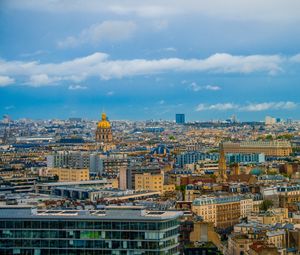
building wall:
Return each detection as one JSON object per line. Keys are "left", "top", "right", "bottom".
{"left": 47, "top": 168, "right": 89, "bottom": 182}
{"left": 227, "top": 236, "right": 253, "bottom": 255}
{"left": 240, "top": 198, "right": 254, "bottom": 218}
{"left": 95, "top": 127, "right": 113, "bottom": 143}
{"left": 192, "top": 203, "right": 217, "bottom": 225}
{"left": 216, "top": 201, "right": 240, "bottom": 229}
{"left": 0, "top": 207, "right": 182, "bottom": 254}
{"left": 163, "top": 184, "right": 176, "bottom": 192}
{"left": 223, "top": 141, "right": 292, "bottom": 157}
{"left": 266, "top": 231, "right": 286, "bottom": 249}
{"left": 192, "top": 196, "right": 242, "bottom": 228}
{"left": 135, "top": 173, "right": 164, "bottom": 192}
{"left": 47, "top": 151, "right": 103, "bottom": 175}
{"left": 119, "top": 167, "right": 127, "bottom": 190}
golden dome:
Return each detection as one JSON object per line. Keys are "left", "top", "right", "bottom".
{"left": 97, "top": 112, "right": 111, "bottom": 128}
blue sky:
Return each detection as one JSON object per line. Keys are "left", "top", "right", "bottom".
{"left": 1, "top": 0, "right": 300, "bottom": 121}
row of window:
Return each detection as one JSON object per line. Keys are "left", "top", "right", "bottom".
{"left": 0, "top": 220, "right": 179, "bottom": 231}
{"left": 0, "top": 248, "right": 178, "bottom": 255}
{"left": 0, "top": 238, "right": 177, "bottom": 250}
{"left": 0, "top": 228, "right": 178, "bottom": 240}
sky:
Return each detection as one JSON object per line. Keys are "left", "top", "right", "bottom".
{"left": 1, "top": 0, "right": 300, "bottom": 121}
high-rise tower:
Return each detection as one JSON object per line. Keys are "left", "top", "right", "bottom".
{"left": 175, "top": 114, "right": 185, "bottom": 124}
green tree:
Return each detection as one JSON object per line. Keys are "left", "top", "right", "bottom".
{"left": 259, "top": 199, "right": 273, "bottom": 211}
{"left": 169, "top": 135, "right": 175, "bottom": 140}
{"left": 265, "top": 134, "right": 273, "bottom": 140}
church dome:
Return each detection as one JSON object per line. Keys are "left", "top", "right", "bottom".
{"left": 250, "top": 168, "right": 263, "bottom": 176}
{"left": 97, "top": 113, "right": 111, "bottom": 129}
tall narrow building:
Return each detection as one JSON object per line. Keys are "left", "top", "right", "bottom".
{"left": 95, "top": 112, "right": 113, "bottom": 143}
{"left": 218, "top": 142, "right": 227, "bottom": 182}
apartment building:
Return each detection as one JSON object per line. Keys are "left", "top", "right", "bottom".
{"left": 192, "top": 195, "right": 241, "bottom": 228}
{"left": 47, "top": 168, "right": 89, "bottom": 182}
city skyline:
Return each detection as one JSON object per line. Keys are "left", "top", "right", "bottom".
{"left": 1, "top": 0, "right": 300, "bottom": 120}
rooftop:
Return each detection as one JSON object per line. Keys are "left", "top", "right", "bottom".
{"left": 0, "top": 205, "right": 183, "bottom": 221}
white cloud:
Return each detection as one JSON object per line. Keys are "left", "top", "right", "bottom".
{"left": 241, "top": 101, "right": 297, "bottom": 111}
{"left": 0, "top": 75, "right": 14, "bottom": 87}
{"left": 29, "top": 74, "right": 55, "bottom": 86}
{"left": 57, "top": 21, "right": 137, "bottom": 48}
{"left": 196, "top": 101, "right": 297, "bottom": 112}
{"left": 190, "top": 82, "right": 221, "bottom": 92}
{"left": 196, "top": 103, "right": 237, "bottom": 111}
{"left": 106, "top": 91, "right": 115, "bottom": 96}
{"left": 290, "top": 54, "right": 300, "bottom": 63}
{"left": 205, "top": 85, "right": 221, "bottom": 91}
{"left": 163, "top": 47, "right": 177, "bottom": 52}
{"left": 68, "top": 85, "right": 87, "bottom": 90}
{"left": 0, "top": 52, "right": 299, "bottom": 86}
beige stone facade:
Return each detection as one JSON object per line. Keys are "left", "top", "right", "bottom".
{"left": 223, "top": 141, "right": 292, "bottom": 157}
{"left": 47, "top": 168, "right": 89, "bottom": 182}
{"left": 135, "top": 173, "right": 163, "bottom": 191}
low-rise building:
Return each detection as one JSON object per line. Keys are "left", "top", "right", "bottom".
{"left": 135, "top": 172, "right": 164, "bottom": 191}
{"left": 192, "top": 195, "right": 241, "bottom": 228}
{"left": 47, "top": 168, "right": 89, "bottom": 182}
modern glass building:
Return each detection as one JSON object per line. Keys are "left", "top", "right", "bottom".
{"left": 176, "top": 152, "right": 265, "bottom": 168}
{"left": 0, "top": 205, "right": 182, "bottom": 255}
{"left": 175, "top": 114, "right": 185, "bottom": 124}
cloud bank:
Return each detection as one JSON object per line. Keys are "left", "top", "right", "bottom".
{"left": 196, "top": 102, "right": 297, "bottom": 112}
{"left": 1, "top": 52, "right": 299, "bottom": 87}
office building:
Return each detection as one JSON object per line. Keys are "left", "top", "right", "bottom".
{"left": 175, "top": 114, "right": 185, "bottom": 124}
{"left": 0, "top": 205, "right": 182, "bottom": 255}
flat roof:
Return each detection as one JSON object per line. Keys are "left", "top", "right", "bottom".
{"left": 36, "top": 179, "right": 109, "bottom": 187}
{"left": 0, "top": 205, "right": 183, "bottom": 221}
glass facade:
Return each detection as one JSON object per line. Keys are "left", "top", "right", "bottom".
{"left": 0, "top": 209, "right": 181, "bottom": 255}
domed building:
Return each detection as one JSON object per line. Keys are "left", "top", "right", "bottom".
{"left": 95, "top": 113, "right": 113, "bottom": 144}
{"left": 250, "top": 168, "right": 263, "bottom": 176}
{"left": 150, "top": 144, "right": 170, "bottom": 155}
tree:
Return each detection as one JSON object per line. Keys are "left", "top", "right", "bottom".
{"left": 169, "top": 135, "right": 175, "bottom": 140}
{"left": 265, "top": 134, "right": 273, "bottom": 140}
{"left": 259, "top": 199, "right": 273, "bottom": 211}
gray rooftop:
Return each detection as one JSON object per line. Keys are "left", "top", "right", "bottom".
{"left": 0, "top": 205, "right": 183, "bottom": 221}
